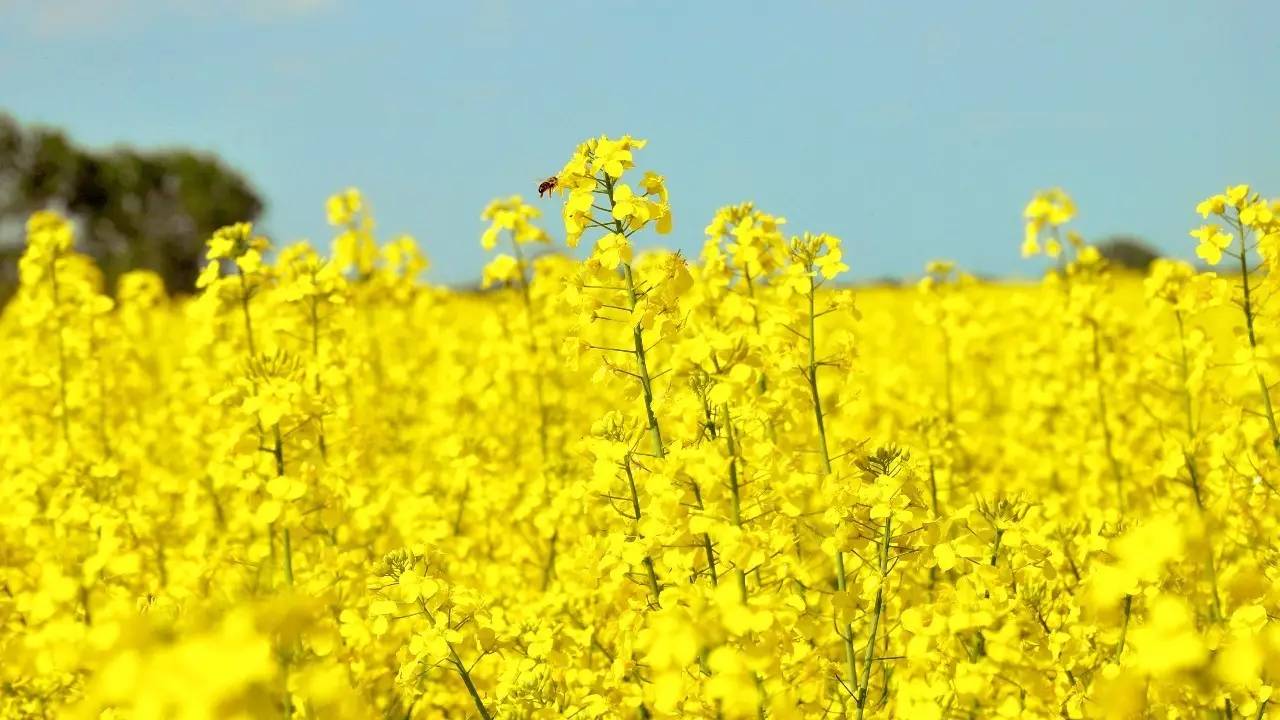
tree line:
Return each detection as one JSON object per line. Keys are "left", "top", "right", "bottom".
{"left": 0, "top": 112, "right": 263, "bottom": 302}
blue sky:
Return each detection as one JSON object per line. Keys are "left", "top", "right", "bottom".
{"left": 2, "top": 1, "right": 1278, "bottom": 284}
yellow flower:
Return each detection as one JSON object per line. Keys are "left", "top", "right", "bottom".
{"left": 611, "top": 183, "right": 652, "bottom": 227}
{"left": 815, "top": 244, "right": 849, "bottom": 280}
{"left": 1130, "top": 596, "right": 1207, "bottom": 677}
{"left": 26, "top": 210, "right": 74, "bottom": 255}
{"left": 326, "top": 187, "right": 363, "bottom": 226}
{"left": 641, "top": 170, "right": 669, "bottom": 204}
{"left": 594, "top": 233, "right": 632, "bottom": 270}
{"left": 481, "top": 253, "right": 520, "bottom": 288}
{"left": 1196, "top": 194, "right": 1227, "bottom": 217}
{"left": 1225, "top": 184, "right": 1250, "bottom": 208}
{"left": 1020, "top": 225, "right": 1041, "bottom": 258}
{"left": 594, "top": 135, "right": 645, "bottom": 178}
{"left": 1191, "top": 224, "right": 1233, "bottom": 265}
{"left": 9, "top": 148, "right": 1280, "bottom": 720}
{"left": 207, "top": 222, "right": 254, "bottom": 260}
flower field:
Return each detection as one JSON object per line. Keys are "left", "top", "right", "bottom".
{"left": 2, "top": 135, "right": 1279, "bottom": 719}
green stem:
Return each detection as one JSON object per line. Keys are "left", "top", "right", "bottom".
{"left": 453, "top": 481, "right": 469, "bottom": 536}
{"left": 624, "top": 260, "right": 665, "bottom": 458}
{"left": 720, "top": 406, "right": 766, "bottom": 719}
{"left": 854, "top": 518, "right": 892, "bottom": 720}
{"left": 79, "top": 585, "right": 92, "bottom": 626}
{"left": 1115, "top": 594, "right": 1133, "bottom": 661}
{"left": 282, "top": 529, "right": 294, "bottom": 588}
{"left": 419, "top": 599, "right": 492, "bottom": 720}
{"left": 701, "top": 532, "right": 719, "bottom": 586}
{"left": 273, "top": 424, "right": 294, "bottom": 587}
{"left": 1174, "top": 310, "right": 1221, "bottom": 620}
{"left": 806, "top": 273, "right": 832, "bottom": 474}
{"left": 541, "top": 530, "right": 558, "bottom": 591}
{"left": 309, "top": 295, "right": 328, "bottom": 461}
{"left": 238, "top": 269, "right": 258, "bottom": 357}
{"left": 685, "top": 412, "right": 720, "bottom": 587}
{"left": 623, "top": 457, "right": 663, "bottom": 604}
{"left": 599, "top": 173, "right": 666, "bottom": 607}
{"left": 805, "top": 267, "right": 854, "bottom": 711}
{"left": 835, "top": 551, "right": 859, "bottom": 698}
{"left": 1233, "top": 216, "right": 1280, "bottom": 451}
{"left": 601, "top": 174, "right": 666, "bottom": 459}
{"left": 449, "top": 647, "right": 492, "bottom": 720}
{"left": 723, "top": 405, "right": 749, "bottom": 601}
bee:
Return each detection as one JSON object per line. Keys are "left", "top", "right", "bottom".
{"left": 537, "top": 176, "right": 558, "bottom": 198}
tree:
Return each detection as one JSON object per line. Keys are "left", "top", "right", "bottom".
{"left": 1096, "top": 235, "right": 1161, "bottom": 271}
{"left": 0, "top": 113, "right": 264, "bottom": 301}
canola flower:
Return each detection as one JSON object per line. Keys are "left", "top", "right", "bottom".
{"left": 0, "top": 142, "right": 1279, "bottom": 719}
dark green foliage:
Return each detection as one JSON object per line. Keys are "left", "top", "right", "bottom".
{"left": 0, "top": 113, "right": 264, "bottom": 300}
{"left": 1096, "top": 235, "right": 1161, "bottom": 271}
